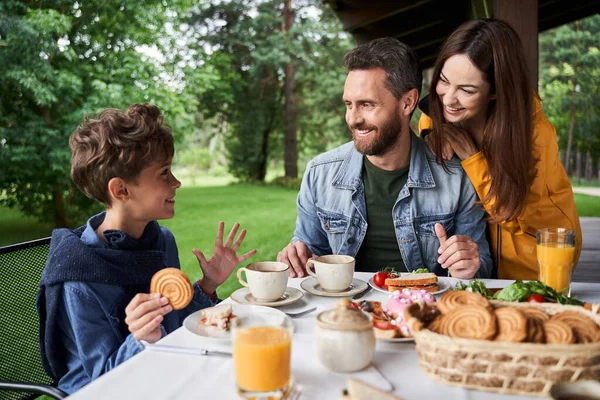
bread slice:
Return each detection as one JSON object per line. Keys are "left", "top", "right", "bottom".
{"left": 342, "top": 378, "right": 403, "bottom": 400}
{"left": 387, "top": 284, "right": 439, "bottom": 293}
{"left": 385, "top": 272, "right": 437, "bottom": 287}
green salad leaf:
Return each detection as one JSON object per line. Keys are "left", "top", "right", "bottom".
{"left": 495, "top": 280, "right": 531, "bottom": 302}
{"left": 412, "top": 268, "right": 430, "bottom": 274}
{"left": 454, "top": 279, "right": 494, "bottom": 299}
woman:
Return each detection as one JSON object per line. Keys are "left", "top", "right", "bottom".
{"left": 419, "top": 19, "right": 581, "bottom": 280}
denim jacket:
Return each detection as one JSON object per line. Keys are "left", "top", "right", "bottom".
{"left": 292, "top": 132, "right": 493, "bottom": 277}
{"left": 56, "top": 215, "right": 215, "bottom": 394}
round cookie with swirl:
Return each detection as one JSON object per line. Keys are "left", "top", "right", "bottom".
{"left": 543, "top": 320, "right": 575, "bottom": 344}
{"left": 494, "top": 307, "right": 527, "bottom": 342}
{"left": 437, "top": 290, "right": 490, "bottom": 315}
{"left": 150, "top": 267, "right": 194, "bottom": 310}
{"left": 440, "top": 305, "right": 497, "bottom": 340}
{"left": 550, "top": 311, "right": 600, "bottom": 343}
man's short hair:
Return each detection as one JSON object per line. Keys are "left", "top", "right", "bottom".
{"left": 69, "top": 104, "right": 174, "bottom": 206}
{"left": 343, "top": 37, "right": 422, "bottom": 100}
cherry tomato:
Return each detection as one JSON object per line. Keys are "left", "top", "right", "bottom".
{"left": 373, "top": 271, "right": 388, "bottom": 287}
{"left": 526, "top": 294, "right": 545, "bottom": 303}
{"left": 383, "top": 284, "right": 389, "bottom": 291}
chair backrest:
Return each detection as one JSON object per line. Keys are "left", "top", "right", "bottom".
{"left": 0, "top": 238, "right": 53, "bottom": 400}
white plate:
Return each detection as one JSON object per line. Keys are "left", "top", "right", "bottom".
{"left": 230, "top": 287, "right": 303, "bottom": 307}
{"left": 183, "top": 304, "right": 290, "bottom": 343}
{"left": 300, "top": 277, "right": 368, "bottom": 297}
{"left": 367, "top": 275, "right": 452, "bottom": 296}
{"left": 377, "top": 336, "right": 415, "bottom": 343}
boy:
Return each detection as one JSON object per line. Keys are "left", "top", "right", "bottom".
{"left": 36, "top": 104, "right": 256, "bottom": 394}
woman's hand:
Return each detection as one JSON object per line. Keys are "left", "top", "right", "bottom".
{"left": 424, "top": 130, "right": 455, "bottom": 161}
{"left": 192, "top": 222, "right": 257, "bottom": 294}
{"left": 440, "top": 124, "right": 479, "bottom": 161}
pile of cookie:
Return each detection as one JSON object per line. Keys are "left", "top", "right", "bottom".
{"left": 425, "top": 291, "right": 600, "bottom": 344}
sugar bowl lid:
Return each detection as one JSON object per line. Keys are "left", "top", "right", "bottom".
{"left": 316, "top": 299, "right": 372, "bottom": 331}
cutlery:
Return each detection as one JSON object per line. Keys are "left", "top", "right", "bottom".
{"left": 141, "top": 341, "right": 232, "bottom": 357}
{"left": 352, "top": 285, "right": 372, "bottom": 300}
{"left": 285, "top": 307, "right": 317, "bottom": 318}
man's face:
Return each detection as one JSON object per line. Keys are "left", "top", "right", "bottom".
{"left": 343, "top": 68, "right": 403, "bottom": 156}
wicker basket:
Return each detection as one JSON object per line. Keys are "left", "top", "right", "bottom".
{"left": 407, "top": 300, "right": 600, "bottom": 397}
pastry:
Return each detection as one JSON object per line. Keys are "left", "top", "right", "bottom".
{"left": 525, "top": 318, "right": 546, "bottom": 343}
{"left": 440, "top": 305, "right": 497, "bottom": 340}
{"left": 519, "top": 307, "right": 550, "bottom": 323}
{"left": 150, "top": 267, "right": 194, "bottom": 310}
{"left": 200, "top": 303, "right": 238, "bottom": 330}
{"left": 550, "top": 311, "right": 600, "bottom": 343}
{"left": 494, "top": 307, "right": 527, "bottom": 342}
{"left": 437, "top": 290, "right": 490, "bottom": 314}
{"left": 543, "top": 320, "right": 575, "bottom": 344}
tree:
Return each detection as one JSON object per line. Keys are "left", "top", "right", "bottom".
{"left": 189, "top": 0, "right": 353, "bottom": 182}
{"left": 539, "top": 15, "right": 600, "bottom": 177}
{"left": 0, "top": 0, "right": 199, "bottom": 227}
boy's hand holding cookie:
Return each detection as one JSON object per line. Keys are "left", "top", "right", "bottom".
{"left": 125, "top": 293, "right": 173, "bottom": 343}
{"left": 192, "top": 221, "right": 257, "bottom": 294}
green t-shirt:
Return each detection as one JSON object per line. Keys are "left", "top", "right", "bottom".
{"left": 355, "top": 157, "right": 409, "bottom": 273}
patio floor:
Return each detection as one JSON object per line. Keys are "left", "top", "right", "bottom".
{"left": 573, "top": 217, "right": 600, "bottom": 283}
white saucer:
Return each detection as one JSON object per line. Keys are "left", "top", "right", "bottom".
{"left": 368, "top": 275, "right": 452, "bottom": 296}
{"left": 183, "top": 304, "right": 289, "bottom": 343}
{"left": 300, "top": 277, "right": 368, "bottom": 297}
{"left": 230, "top": 287, "right": 304, "bottom": 307}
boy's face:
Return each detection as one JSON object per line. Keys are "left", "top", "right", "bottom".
{"left": 125, "top": 159, "right": 181, "bottom": 222}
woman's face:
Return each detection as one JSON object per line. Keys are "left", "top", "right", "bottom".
{"left": 435, "top": 54, "right": 493, "bottom": 125}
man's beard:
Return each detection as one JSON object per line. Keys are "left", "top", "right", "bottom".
{"left": 351, "top": 112, "right": 403, "bottom": 156}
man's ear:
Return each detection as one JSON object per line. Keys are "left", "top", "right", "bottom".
{"left": 401, "top": 88, "right": 419, "bottom": 116}
{"left": 107, "top": 177, "right": 129, "bottom": 202}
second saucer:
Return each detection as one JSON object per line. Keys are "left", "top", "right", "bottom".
{"left": 230, "top": 286, "right": 304, "bottom": 307}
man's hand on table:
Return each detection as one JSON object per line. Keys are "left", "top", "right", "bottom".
{"left": 277, "top": 241, "right": 313, "bottom": 278}
{"left": 435, "top": 223, "right": 480, "bottom": 279}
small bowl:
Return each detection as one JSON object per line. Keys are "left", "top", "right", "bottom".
{"left": 550, "top": 380, "right": 600, "bottom": 400}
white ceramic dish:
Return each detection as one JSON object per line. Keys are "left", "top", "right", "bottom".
{"left": 367, "top": 275, "right": 452, "bottom": 296}
{"left": 230, "top": 287, "right": 303, "bottom": 307}
{"left": 183, "top": 304, "right": 289, "bottom": 343}
{"left": 301, "top": 277, "right": 368, "bottom": 297}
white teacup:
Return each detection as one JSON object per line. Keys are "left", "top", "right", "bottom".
{"left": 236, "top": 261, "right": 289, "bottom": 302}
{"left": 306, "top": 255, "right": 355, "bottom": 292}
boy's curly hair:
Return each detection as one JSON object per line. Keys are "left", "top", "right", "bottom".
{"left": 70, "top": 104, "right": 174, "bottom": 206}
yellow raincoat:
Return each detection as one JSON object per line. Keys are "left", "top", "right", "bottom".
{"left": 419, "top": 98, "right": 582, "bottom": 280}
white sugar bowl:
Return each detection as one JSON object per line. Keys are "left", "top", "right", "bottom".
{"left": 314, "top": 305, "right": 375, "bottom": 372}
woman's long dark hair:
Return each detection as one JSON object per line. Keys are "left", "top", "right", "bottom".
{"left": 429, "top": 19, "right": 534, "bottom": 223}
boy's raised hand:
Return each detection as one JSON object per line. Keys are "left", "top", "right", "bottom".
{"left": 192, "top": 222, "right": 256, "bottom": 294}
{"left": 125, "top": 293, "right": 173, "bottom": 343}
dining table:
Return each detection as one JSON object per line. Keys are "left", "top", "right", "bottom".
{"left": 66, "top": 272, "right": 600, "bottom": 399}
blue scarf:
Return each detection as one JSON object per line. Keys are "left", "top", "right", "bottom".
{"left": 37, "top": 215, "right": 167, "bottom": 382}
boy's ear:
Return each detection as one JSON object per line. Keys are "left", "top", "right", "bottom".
{"left": 400, "top": 88, "right": 419, "bottom": 116}
{"left": 107, "top": 177, "right": 129, "bottom": 201}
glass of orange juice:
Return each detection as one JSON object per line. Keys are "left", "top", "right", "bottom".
{"left": 233, "top": 314, "right": 293, "bottom": 399}
{"left": 537, "top": 228, "right": 576, "bottom": 296}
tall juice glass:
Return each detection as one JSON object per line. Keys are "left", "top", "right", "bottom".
{"left": 233, "top": 314, "right": 293, "bottom": 399}
{"left": 537, "top": 228, "right": 576, "bottom": 296}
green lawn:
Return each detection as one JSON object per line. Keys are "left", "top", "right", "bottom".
{"left": 574, "top": 193, "right": 600, "bottom": 217}
{"left": 0, "top": 184, "right": 299, "bottom": 299}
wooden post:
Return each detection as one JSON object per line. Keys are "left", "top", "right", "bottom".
{"left": 494, "top": 0, "right": 539, "bottom": 89}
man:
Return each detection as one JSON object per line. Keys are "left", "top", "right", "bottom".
{"left": 277, "top": 38, "right": 492, "bottom": 279}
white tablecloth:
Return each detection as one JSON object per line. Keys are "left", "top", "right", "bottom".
{"left": 67, "top": 273, "right": 600, "bottom": 399}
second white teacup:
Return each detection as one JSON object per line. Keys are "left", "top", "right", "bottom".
{"left": 306, "top": 255, "right": 355, "bottom": 292}
{"left": 236, "top": 261, "right": 289, "bottom": 302}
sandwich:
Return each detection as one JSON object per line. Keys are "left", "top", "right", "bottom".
{"left": 341, "top": 378, "right": 403, "bottom": 400}
{"left": 200, "top": 304, "right": 239, "bottom": 331}
{"left": 345, "top": 299, "right": 404, "bottom": 339}
{"left": 384, "top": 272, "right": 438, "bottom": 293}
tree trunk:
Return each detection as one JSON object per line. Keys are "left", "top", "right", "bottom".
{"left": 282, "top": 0, "right": 298, "bottom": 179}
{"left": 585, "top": 151, "right": 593, "bottom": 181}
{"left": 565, "top": 81, "right": 577, "bottom": 176}
{"left": 576, "top": 150, "right": 582, "bottom": 183}
{"left": 52, "top": 184, "right": 69, "bottom": 228}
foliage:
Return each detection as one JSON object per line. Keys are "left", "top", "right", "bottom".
{"left": 0, "top": 0, "right": 201, "bottom": 227}
{"left": 188, "top": 0, "right": 353, "bottom": 182}
{"left": 539, "top": 15, "right": 600, "bottom": 164}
